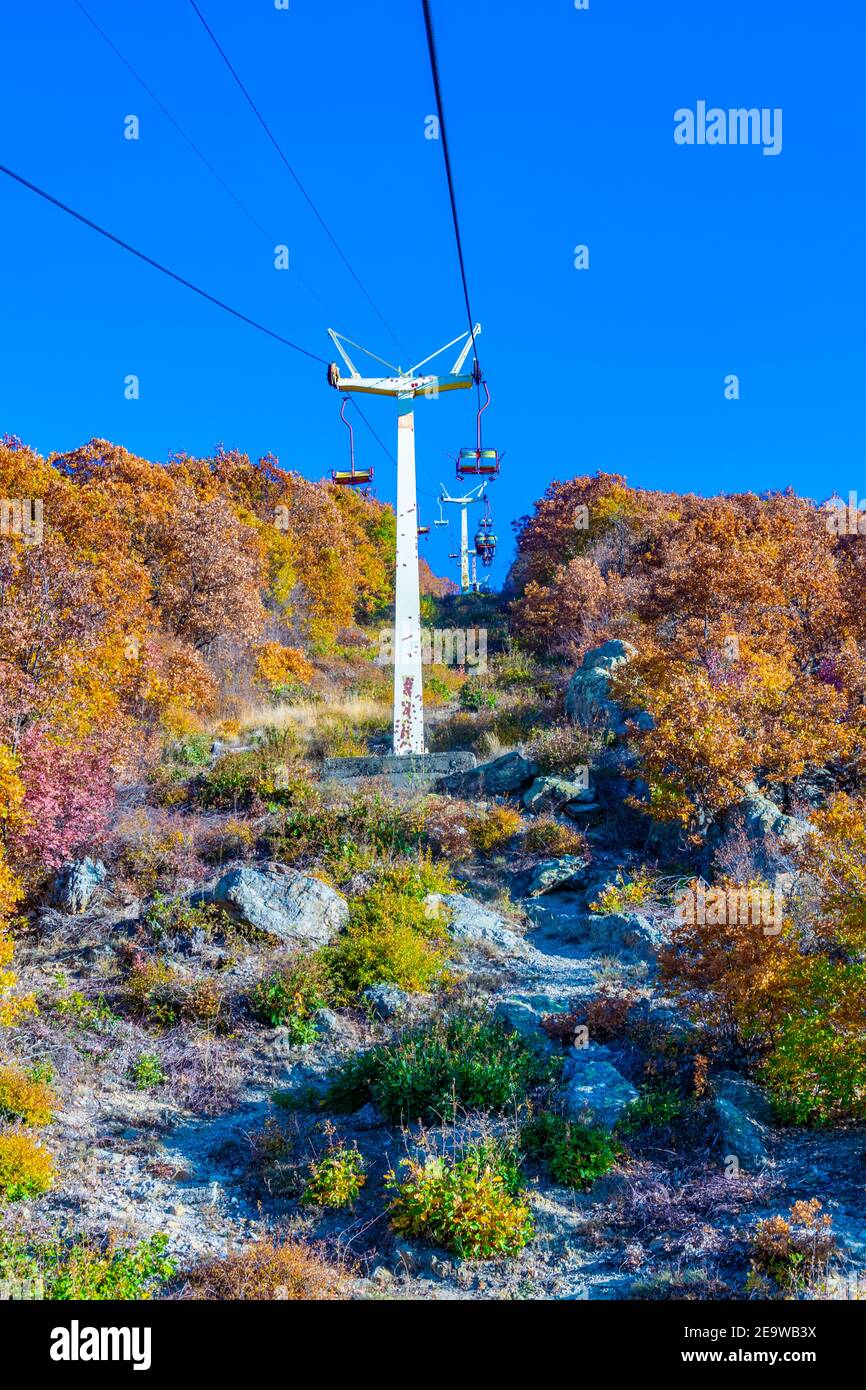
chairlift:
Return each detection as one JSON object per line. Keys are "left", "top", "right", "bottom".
{"left": 456, "top": 381, "right": 503, "bottom": 479}
{"left": 474, "top": 502, "right": 498, "bottom": 567}
{"left": 331, "top": 397, "right": 373, "bottom": 487}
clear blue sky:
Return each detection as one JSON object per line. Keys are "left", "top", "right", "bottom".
{"left": 1, "top": 0, "right": 863, "bottom": 587}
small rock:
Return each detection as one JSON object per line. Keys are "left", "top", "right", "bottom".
{"left": 371, "top": 1265, "right": 394, "bottom": 1284}
{"left": 427, "top": 893, "right": 527, "bottom": 955}
{"left": 560, "top": 1046, "right": 638, "bottom": 1128}
{"left": 440, "top": 750, "right": 538, "bottom": 797}
{"left": 178, "top": 1181, "right": 223, "bottom": 1206}
{"left": 314, "top": 1007, "right": 345, "bottom": 1037}
{"left": 523, "top": 776, "right": 592, "bottom": 815}
{"left": 739, "top": 782, "right": 814, "bottom": 849}
{"left": 587, "top": 910, "right": 663, "bottom": 964}
{"left": 526, "top": 855, "right": 590, "bottom": 898}
{"left": 352, "top": 1102, "right": 386, "bottom": 1130}
{"left": 393, "top": 1241, "right": 422, "bottom": 1275}
{"left": 714, "top": 1071, "right": 774, "bottom": 1125}
{"left": 51, "top": 858, "right": 107, "bottom": 914}
{"left": 362, "top": 983, "right": 410, "bottom": 1020}
{"left": 494, "top": 995, "right": 563, "bottom": 1048}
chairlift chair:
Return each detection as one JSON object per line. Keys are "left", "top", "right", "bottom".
{"left": 331, "top": 397, "right": 373, "bottom": 487}
{"left": 456, "top": 381, "right": 502, "bottom": 479}
{"left": 475, "top": 507, "right": 497, "bottom": 567}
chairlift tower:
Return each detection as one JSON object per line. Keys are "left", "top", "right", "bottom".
{"left": 439, "top": 481, "right": 487, "bottom": 594}
{"left": 327, "top": 324, "right": 480, "bottom": 755}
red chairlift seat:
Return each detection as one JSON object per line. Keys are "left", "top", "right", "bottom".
{"left": 457, "top": 447, "right": 501, "bottom": 478}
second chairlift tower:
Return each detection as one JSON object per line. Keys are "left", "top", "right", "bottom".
{"left": 439, "top": 482, "right": 487, "bottom": 594}
{"left": 327, "top": 324, "right": 480, "bottom": 756}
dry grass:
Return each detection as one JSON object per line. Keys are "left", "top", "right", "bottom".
{"left": 233, "top": 696, "right": 389, "bottom": 737}
{"left": 181, "top": 1236, "right": 350, "bottom": 1300}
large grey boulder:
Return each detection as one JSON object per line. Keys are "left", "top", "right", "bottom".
{"left": 52, "top": 858, "right": 107, "bottom": 914}
{"left": 718, "top": 783, "right": 815, "bottom": 878}
{"left": 565, "top": 639, "right": 641, "bottom": 733}
{"left": 523, "top": 775, "right": 592, "bottom": 815}
{"left": 559, "top": 1044, "right": 638, "bottom": 1129}
{"left": 587, "top": 910, "right": 663, "bottom": 965}
{"left": 439, "top": 750, "right": 538, "bottom": 797}
{"left": 712, "top": 1070, "right": 772, "bottom": 1172}
{"left": 426, "top": 892, "right": 527, "bottom": 956}
{"left": 714, "top": 1071, "right": 773, "bottom": 1124}
{"left": 739, "top": 783, "right": 814, "bottom": 849}
{"left": 714, "top": 1098, "right": 769, "bottom": 1172}
{"left": 194, "top": 863, "right": 348, "bottom": 944}
{"left": 526, "top": 855, "right": 591, "bottom": 897}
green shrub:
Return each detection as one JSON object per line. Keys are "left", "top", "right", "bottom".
{"left": 267, "top": 793, "right": 423, "bottom": 872}
{"left": 0, "top": 1230, "right": 175, "bottom": 1299}
{"left": 302, "top": 1142, "right": 366, "bottom": 1209}
{"left": 249, "top": 954, "right": 330, "bottom": 1043}
{"left": 198, "top": 751, "right": 262, "bottom": 810}
{"left": 762, "top": 1011, "right": 866, "bottom": 1126}
{"left": 520, "top": 1112, "right": 618, "bottom": 1189}
{"left": 324, "top": 858, "right": 454, "bottom": 1001}
{"left": 0, "top": 1132, "right": 55, "bottom": 1200}
{"left": 387, "top": 1141, "right": 533, "bottom": 1259}
{"left": 130, "top": 1053, "right": 166, "bottom": 1091}
{"left": 459, "top": 677, "right": 497, "bottom": 712}
{"left": 171, "top": 734, "right": 212, "bottom": 767}
{"left": 325, "top": 1013, "right": 559, "bottom": 1123}
{"left": 144, "top": 894, "right": 228, "bottom": 941}
{"left": 493, "top": 650, "right": 538, "bottom": 690}
{"left": 54, "top": 991, "right": 118, "bottom": 1032}
{"left": 618, "top": 1082, "right": 686, "bottom": 1135}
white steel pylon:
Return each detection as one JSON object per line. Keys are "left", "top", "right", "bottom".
{"left": 327, "top": 325, "right": 480, "bottom": 755}
{"left": 439, "top": 482, "right": 487, "bottom": 594}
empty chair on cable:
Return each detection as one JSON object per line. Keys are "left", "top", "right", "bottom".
{"left": 331, "top": 397, "right": 373, "bottom": 487}
{"left": 458, "top": 447, "right": 500, "bottom": 477}
{"left": 455, "top": 381, "right": 502, "bottom": 479}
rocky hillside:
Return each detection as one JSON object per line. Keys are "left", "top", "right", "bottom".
{"left": 1, "top": 460, "right": 865, "bottom": 1302}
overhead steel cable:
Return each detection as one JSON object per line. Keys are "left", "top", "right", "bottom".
{"left": 73, "top": 0, "right": 269, "bottom": 242}
{"left": 72, "top": 0, "right": 337, "bottom": 320}
{"left": 420, "top": 0, "right": 481, "bottom": 376}
{"left": 188, "top": 0, "right": 411, "bottom": 364}
{"left": 345, "top": 398, "right": 440, "bottom": 502}
{"left": 0, "top": 162, "right": 327, "bottom": 364}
